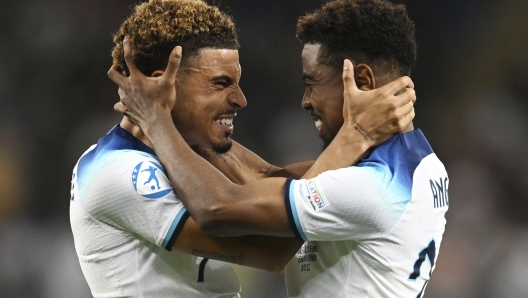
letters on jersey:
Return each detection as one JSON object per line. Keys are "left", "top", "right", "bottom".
{"left": 132, "top": 161, "right": 173, "bottom": 199}
{"left": 304, "top": 179, "right": 329, "bottom": 211}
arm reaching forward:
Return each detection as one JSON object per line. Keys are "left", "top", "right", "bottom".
{"left": 109, "top": 41, "right": 415, "bottom": 237}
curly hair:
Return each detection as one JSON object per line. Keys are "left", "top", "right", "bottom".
{"left": 297, "top": 0, "right": 416, "bottom": 81}
{"left": 112, "top": 0, "right": 239, "bottom": 76}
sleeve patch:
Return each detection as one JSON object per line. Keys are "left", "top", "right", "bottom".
{"left": 303, "top": 178, "right": 330, "bottom": 211}
{"left": 132, "top": 161, "right": 173, "bottom": 199}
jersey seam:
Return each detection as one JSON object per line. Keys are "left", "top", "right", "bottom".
{"left": 136, "top": 240, "right": 142, "bottom": 298}
{"left": 345, "top": 243, "right": 352, "bottom": 296}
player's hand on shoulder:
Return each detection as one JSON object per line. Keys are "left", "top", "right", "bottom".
{"left": 108, "top": 35, "right": 182, "bottom": 127}
{"left": 341, "top": 59, "right": 416, "bottom": 146}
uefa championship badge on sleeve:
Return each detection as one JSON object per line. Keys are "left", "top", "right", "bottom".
{"left": 132, "top": 161, "right": 173, "bottom": 199}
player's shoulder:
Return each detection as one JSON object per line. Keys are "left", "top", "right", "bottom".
{"left": 367, "top": 129, "right": 443, "bottom": 178}
{"left": 79, "top": 148, "right": 161, "bottom": 186}
{"left": 76, "top": 148, "right": 174, "bottom": 212}
{"left": 399, "top": 129, "right": 448, "bottom": 178}
{"left": 78, "top": 147, "right": 157, "bottom": 176}
{"left": 75, "top": 124, "right": 160, "bottom": 179}
{"left": 74, "top": 125, "right": 167, "bottom": 200}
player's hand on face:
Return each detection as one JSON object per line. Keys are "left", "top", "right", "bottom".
{"left": 108, "top": 35, "right": 182, "bottom": 127}
{"left": 341, "top": 59, "right": 416, "bottom": 145}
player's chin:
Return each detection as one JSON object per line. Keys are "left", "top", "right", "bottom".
{"left": 211, "top": 134, "right": 233, "bottom": 154}
{"left": 322, "top": 135, "right": 335, "bottom": 150}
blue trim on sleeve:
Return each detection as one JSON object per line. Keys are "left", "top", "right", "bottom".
{"left": 162, "top": 208, "right": 190, "bottom": 251}
{"left": 284, "top": 178, "right": 308, "bottom": 241}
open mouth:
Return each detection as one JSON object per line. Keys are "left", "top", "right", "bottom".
{"left": 215, "top": 117, "right": 234, "bottom": 126}
{"left": 314, "top": 119, "right": 322, "bottom": 130}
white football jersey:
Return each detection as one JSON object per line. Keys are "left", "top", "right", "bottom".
{"left": 284, "top": 129, "right": 448, "bottom": 298}
{"left": 70, "top": 125, "right": 241, "bottom": 298}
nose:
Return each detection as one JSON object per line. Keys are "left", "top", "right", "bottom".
{"left": 228, "top": 87, "right": 247, "bottom": 109}
{"left": 301, "top": 88, "right": 312, "bottom": 111}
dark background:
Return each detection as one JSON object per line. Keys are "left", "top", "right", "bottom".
{"left": 1, "top": 0, "right": 527, "bottom": 297}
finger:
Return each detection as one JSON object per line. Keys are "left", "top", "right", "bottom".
{"left": 380, "top": 76, "right": 414, "bottom": 96}
{"left": 108, "top": 64, "right": 128, "bottom": 87}
{"left": 393, "top": 86, "right": 416, "bottom": 108}
{"left": 163, "top": 46, "right": 183, "bottom": 79}
{"left": 398, "top": 106, "right": 415, "bottom": 130}
{"left": 123, "top": 36, "right": 144, "bottom": 78}
{"left": 407, "top": 87, "right": 417, "bottom": 104}
{"left": 342, "top": 59, "right": 359, "bottom": 96}
{"left": 396, "top": 98, "right": 414, "bottom": 117}
{"left": 402, "top": 87, "right": 417, "bottom": 105}
{"left": 118, "top": 87, "right": 126, "bottom": 99}
{"left": 114, "top": 102, "right": 126, "bottom": 114}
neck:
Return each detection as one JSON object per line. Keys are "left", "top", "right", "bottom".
{"left": 120, "top": 116, "right": 202, "bottom": 155}
{"left": 120, "top": 117, "right": 153, "bottom": 148}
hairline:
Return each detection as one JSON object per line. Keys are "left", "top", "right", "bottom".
{"left": 307, "top": 42, "right": 398, "bottom": 86}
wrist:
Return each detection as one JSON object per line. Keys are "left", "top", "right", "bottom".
{"left": 341, "top": 120, "right": 376, "bottom": 146}
{"left": 140, "top": 109, "right": 173, "bottom": 135}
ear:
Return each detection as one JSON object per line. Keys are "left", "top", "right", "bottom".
{"left": 151, "top": 70, "right": 164, "bottom": 77}
{"left": 354, "top": 64, "right": 376, "bottom": 91}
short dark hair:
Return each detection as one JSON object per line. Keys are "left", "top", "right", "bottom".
{"left": 112, "top": 0, "right": 239, "bottom": 76}
{"left": 297, "top": 0, "right": 417, "bottom": 81}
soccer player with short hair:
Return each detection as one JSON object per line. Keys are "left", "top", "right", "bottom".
{"left": 112, "top": 0, "right": 447, "bottom": 297}
{"left": 71, "top": 0, "right": 415, "bottom": 297}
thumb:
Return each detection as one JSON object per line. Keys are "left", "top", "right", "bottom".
{"left": 164, "top": 46, "right": 183, "bottom": 79}
{"left": 342, "top": 59, "right": 358, "bottom": 97}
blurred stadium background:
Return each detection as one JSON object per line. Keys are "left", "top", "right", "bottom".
{"left": 1, "top": 0, "right": 527, "bottom": 297}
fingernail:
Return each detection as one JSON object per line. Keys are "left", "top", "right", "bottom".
{"left": 344, "top": 59, "right": 352, "bottom": 70}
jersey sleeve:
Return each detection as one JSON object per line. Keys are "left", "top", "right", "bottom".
{"left": 77, "top": 150, "right": 188, "bottom": 251}
{"left": 284, "top": 164, "right": 410, "bottom": 242}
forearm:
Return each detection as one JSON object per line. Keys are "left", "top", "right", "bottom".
{"left": 142, "top": 113, "right": 238, "bottom": 227}
{"left": 175, "top": 217, "right": 302, "bottom": 272}
{"left": 221, "top": 142, "right": 315, "bottom": 180}
{"left": 269, "top": 161, "right": 315, "bottom": 179}
{"left": 302, "top": 121, "right": 371, "bottom": 179}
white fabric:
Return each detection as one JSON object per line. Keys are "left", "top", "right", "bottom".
{"left": 285, "top": 130, "right": 448, "bottom": 298}
{"left": 70, "top": 125, "right": 240, "bottom": 298}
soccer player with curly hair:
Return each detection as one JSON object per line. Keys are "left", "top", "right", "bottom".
{"left": 71, "top": 1, "right": 272, "bottom": 297}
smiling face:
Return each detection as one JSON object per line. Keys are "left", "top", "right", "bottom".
{"left": 173, "top": 48, "right": 246, "bottom": 153}
{"left": 301, "top": 44, "right": 345, "bottom": 148}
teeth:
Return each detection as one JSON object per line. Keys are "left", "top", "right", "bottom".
{"left": 315, "top": 119, "right": 322, "bottom": 130}
{"left": 215, "top": 118, "right": 234, "bottom": 126}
